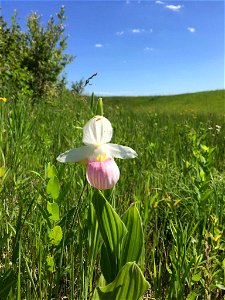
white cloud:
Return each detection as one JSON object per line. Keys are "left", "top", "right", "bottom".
{"left": 156, "top": 2, "right": 183, "bottom": 12}
{"left": 144, "top": 47, "right": 154, "bottom": 51}
{"left": 132, "top": 28, "right": 141, "bottom": 33}
{"left": 165, "top": 4, "right": 182, "bottom": 12}
{"left": 95, "top": 44, "right": 103, "bottom": 48}
{"left": 117, "top": 29, "right": 152, "bottom": 36}
{"left": 187, "top": 27, "right": 196, "bottom": 33}
{"left": 131, "top": 28, "right": 146, "bottom": 34}
{"left": 116, "top": 31, "right": 124, "bottom": 36}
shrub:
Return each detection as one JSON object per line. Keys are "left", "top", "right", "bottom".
{"left": 0, "top": 6, "right": 73, "bottom": 101}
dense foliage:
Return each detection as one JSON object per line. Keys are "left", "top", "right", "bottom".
{"left": 0, "top": 6, "right": 73, "bottom": 101}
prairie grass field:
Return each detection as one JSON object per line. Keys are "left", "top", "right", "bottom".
{"left": 0, "top": 89, "right": 225, "bottom": 299}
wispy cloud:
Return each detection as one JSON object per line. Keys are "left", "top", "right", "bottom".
{"left": 131, "top": 28, "right": 141, "bottom": 33}
{"left": 144, "top": 47, "right": 154, "bottom": 51}
{"left": 116, "top": 31, "right": 124, "bottom": 36}
{"left": 187, "top": 27, "right": 196, "bottom": 33}
{"left": 165, "top": 4, "right": 182, "bottom": 12}
{"left": 95, "top": 44, "right": 103, "bottom": 48}
{"left": 131, "top": 28, "right": 146, "bottom": 34}
{"left": 116, "top": 28, "right": 152, "bottom": 36}
{"left": 156, "top": 1, "right": 183, "bottom": 12}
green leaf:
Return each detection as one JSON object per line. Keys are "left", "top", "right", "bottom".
{"left": 93, "top": 262, "right": 150, "bottom": 300}
{"left": 0, "top": 269, "right": 17, "bottom": 300}
{"left": 0, "top": 166, "right": 6, "bottom": 177}
{"left": 216, "top": 284, "right": 225, "bottom": 290}
{"left": 191, "top": 272, "right": 202, "bottom": 282}
{"left": 47, "top": 176, "right": 60, "bottom": 199}
{"left": 48, "top": 225, "right": 63, "bottom": 246}
{"left": 186, "top": 291, "right": 197, "bottom": 300}
{"left": 36, "top": 203, "right": 52, "bottom": 228}
{"left": 87, "top": 203, "right": 103, "bottom": 295}
{"left": 87, "top": 203, "right": 102, "bottom": 264}
{"left": 199, "top": 167, "right": 205, "bottom": 182}
{"left": 96, "top": 97, "right": 104, "bottom": 116}
{"left": 92, "top": 191, "right": 127, "bottom": 254}
{"left": 47, "top": 201, "right": 60, "bottom": 221}
{"left": 46, "top": 255, "right": 55, "bottom": 272}
{"left": 166, "top": 264, "right": 173, "bottom": 275}
{"left": 12, "top": 207, "right": 23, "bottom": 264}
{"left": 100, "top": 244, "right": 114, "bottom": 284}
{"left": 92, "top": 190, "right": 127, "bottom": 282}
{"left": 47, "top": 163, "right": 58, "bottom": 179}
{"left": 121, "top": 204, "right": 144, "bottom": 267}
{"left": 222, "top": 258, "right": 225, "bottom": 269}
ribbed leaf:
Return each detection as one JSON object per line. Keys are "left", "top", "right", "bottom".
{"left": 100, "top": 244, "right": 115, "bottom": 284}
{"left": 93, "top": 262, "right": 150, "bottom": 300}
{"left": 87, "top": 203, "right": 102, "bottom": 276}
{"left": 120, "top": 204, "right": 144, "bottom": 267}
{"left": 92, "top": 190, "right": 127, "bottom": 282}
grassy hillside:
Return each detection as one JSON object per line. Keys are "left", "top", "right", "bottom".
{"left": 0, "top": 89, "right": 225, "bottom": 299}
{"left": 104, "top": 89, "right": 225, "bottom": 115}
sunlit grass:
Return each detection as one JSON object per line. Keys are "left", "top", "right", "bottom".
{"left": 0, "top": 89, "right": 225, "bottom": 299}
{"left": 104, "top": 89, "right": 224, "bottom": 115}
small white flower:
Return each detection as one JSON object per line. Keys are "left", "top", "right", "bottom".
{"left": 57, "top": 116, "right": 137, "bottom": 189}
{"left": 215, "top": 125, "right": 221, "bottom": 133}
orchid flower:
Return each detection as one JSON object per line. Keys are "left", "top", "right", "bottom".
{"left": 57, "top": 115, "right": 137, "bottom": 190}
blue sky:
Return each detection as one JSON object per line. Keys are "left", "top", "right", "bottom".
{"left": 1, "top": 0, "right": 224, "bottom": 95}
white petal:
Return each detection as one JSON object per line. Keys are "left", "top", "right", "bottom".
{"left": 105, "top": 143, "right": 138, "bottom": 159}
{"left": 57, "top": 146, "right": 94, "bottom": 163}
{"left": 82, "top": 116, "right": 113, "bottom": 145}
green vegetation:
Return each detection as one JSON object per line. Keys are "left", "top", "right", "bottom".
{"left": 0, "top": 89, "right": 225, "bottom": 299}
{"left": 104, "top": 89, "right": 224, "bottom": 115}
{"left": 0, "top": 6, "right": 73, "bottom": 101}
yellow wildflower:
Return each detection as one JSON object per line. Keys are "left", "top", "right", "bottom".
{"left": 0, "top": 98, "right": 7, "bottom": 102}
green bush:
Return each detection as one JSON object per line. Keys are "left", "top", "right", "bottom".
{"left": 0, "top": 6, "right": 73, "bottom": 101}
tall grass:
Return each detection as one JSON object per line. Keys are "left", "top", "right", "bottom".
{"left": 0, "top": 90, "right": 225, "bottom": 299}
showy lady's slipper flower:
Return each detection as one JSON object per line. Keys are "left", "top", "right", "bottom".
{"left": 57, "top": 116, "right": 137, "bottom": 190}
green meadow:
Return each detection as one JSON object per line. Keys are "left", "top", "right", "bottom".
{"left": 104, "top": 89, "right": 224, "bottom": 115}
{"left": 0, "top": 89, "right": 225, "bottom": 299}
